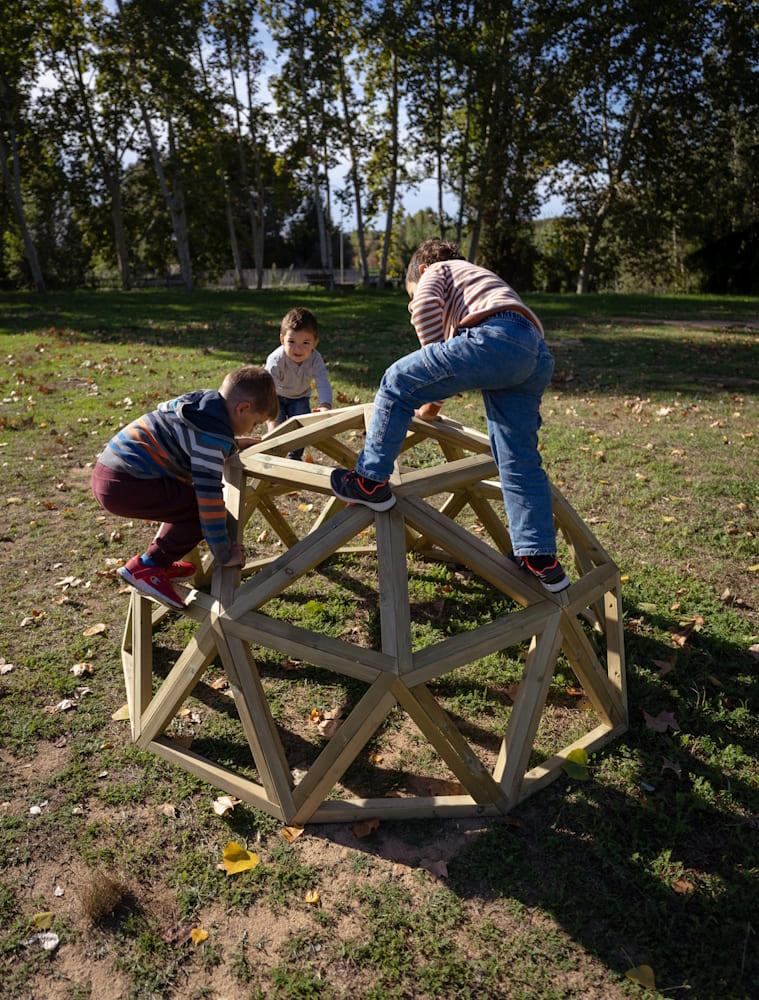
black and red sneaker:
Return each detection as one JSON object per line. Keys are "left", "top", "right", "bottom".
{"left": 510, "top": 553, "right": 570, "bottom": 593}
{"left": 330, "top": 468, "right": 396, "bottom": 511}
{"left": 118, "top": 556, "right": 186, "bottom": 609}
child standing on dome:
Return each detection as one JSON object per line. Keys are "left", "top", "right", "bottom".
{"left": 330, "top": 238, "right": 569, "bottom": 593}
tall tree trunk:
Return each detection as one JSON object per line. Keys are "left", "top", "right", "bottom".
{"left": 294, "top": 0, "right": 330, "bottom": 275}
{"left": 67, "top": 39, "right": 132, "bottom": 290}
{"left": 140, "top": 106, "right": 193, "bottom": 290}
{"left": 378, "top": 50, "right": 399, "bottom": 290}
{"left": 0, "top": 130, "right": 46, "bottom": 291}
{"left": 106, "top": 171, "right": 131, "bottom": 290}
{"left": 195, "top": 40, "right": 245, "bottom": 289}
{"left": 242, "top": 51, "right": 266, "bottom": 289}
{"left": 576, "top": 193, "right": 613, "bottom": 293}
{"left": 226, "top": 29, "right": 262, "bottom": 288}
{"left": 433, "top": 8, "right": 445, "bottom": 238}
{"left": 336, "top": 47, "right": 369, "bottom": 284}
{"left": 456, "top": 79, "right": 472, "bottom": 246}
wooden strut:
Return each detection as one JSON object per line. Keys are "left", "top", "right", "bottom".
{"left": 119, "top": 405, "right": 627, "bottom": 824}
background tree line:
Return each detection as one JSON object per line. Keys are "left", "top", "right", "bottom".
{"left": 1, "top": 0, "right": 757, "bottom": 294}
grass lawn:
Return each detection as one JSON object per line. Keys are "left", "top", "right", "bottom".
{"left": 0, "top": 288, "right": 757, "bottom": 1000}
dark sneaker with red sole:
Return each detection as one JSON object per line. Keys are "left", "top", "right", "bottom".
{"left": 331, "top": 468, "right": 396, "bottom": 511}
{"left": 509, "top": 553, "right": 570, "bottom": 593}
{"left": 119, "top": 557, "right": 186, "bottom": 608}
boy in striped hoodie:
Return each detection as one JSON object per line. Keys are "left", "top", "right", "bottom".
{"left": 331, "top": 238, "right": 569, "bottom": 593}
{"left": 92, "top": 366, "right": 278, "bottom": 608}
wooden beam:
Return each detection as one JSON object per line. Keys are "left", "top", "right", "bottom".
{"left": 560, "top": 563, "right": 619, "bottom": 617}
{"left": 392, "top": 681, "right": 510, "bottom": 813}
{"left": 132, "top": 593, "right": 153, "bottom": 740}
{"left": 243, "top": 408, "right": 365, "bottom": 458}
{"left": 227, "top": 505, "right": 373, "bottom": 617}
{"left": 397, "top": 453, "right": 498, "bottom": 498}
{"left": 407, "top": 414, "right": 492, "bottom": 454}
{"left": 550, "top": 489, "right": 613, "bottom": 566}
{"left": 239, "top": 453, "right": 336, "bottom": 493}
{"left": 150, "top": 737, "right": 282, "bottom": 819}
{"left": 291, "top": 675, "right": 397, "bottom": 825}
{"left": 376, "top": 508, "right": 413, "bottom": 675}
{"left": 518, "top": 723, "right": 626, "bottom": 804}
{"left": 259, "top": 496, "right": 300, "bottom": 548}
{"left": 400, "top": 497, "right": 549, "bottom": 606}
{"left": 406, "top": 599, "right": 555, "bottom": 687}
{"left": 559, "top": 613, "right": 625, "bottom": 727}
{"left": 604, "top": 578, "right": 628, "bottom": 725}
{"left": 310, "top": 796, "right": 502, "bottom": 822}
{"left": 494, "top": 612, "right": 564, "bottom": 801}
{"left": 136, "top": 620, "right": 218, "bottom": 749}
{"left": 221, "top": 611, "right": 386, "bottom": 682}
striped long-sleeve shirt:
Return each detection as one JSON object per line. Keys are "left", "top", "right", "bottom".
{"left": 97, "top": 390, "right": 237, "bottom": 563}
{"left": 408, "top": 259, "right": 544, "bottom": 347}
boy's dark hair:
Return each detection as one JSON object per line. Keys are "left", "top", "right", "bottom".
{"left": 280, "top": 306, "right": 319, "bottom": 339}
{"left": 406, "top": 239, "right": 465, "bottom": 286}
{"left": 220, "top": 365, "right": 279, "bottom": 420}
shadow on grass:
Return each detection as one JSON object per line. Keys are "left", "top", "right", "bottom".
{"left": 297, "top": 618, "right": 758, "bottom": 999}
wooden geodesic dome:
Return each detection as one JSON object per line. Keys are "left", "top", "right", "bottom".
{"left": 120, "top": 404, "right": 627, "bottom": 824}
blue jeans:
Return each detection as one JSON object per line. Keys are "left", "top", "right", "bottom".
{"left": 356, "top": 311, "right": 556, "bottom": 556}
{"left": 276, "top": 394, "right": 311, "bottom": 460}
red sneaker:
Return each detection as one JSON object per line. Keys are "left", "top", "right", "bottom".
{"left": 165, "top": 560, "right": 196, "bottom": 580}
{"left": 118, "top": 556, "right": 185, "bottom": 609}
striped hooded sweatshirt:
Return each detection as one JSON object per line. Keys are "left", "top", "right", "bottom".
{"left": 97, "top": 390, "right": 237, "bottom": 563}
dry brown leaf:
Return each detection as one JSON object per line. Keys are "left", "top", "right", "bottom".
{"left": 156, "top": 803, "right": 177, "bottom": 818}
{"left": 82, "top": 623, "right": 107, "bottom": 637}
{"left": 422, "top": 860, "right": 448, "bottom": 881}
{"left": 672, "top": 878, "right": 695, "bottom": 895}
{"left": 209, "top": 676, "right": 228, "bottom": 691}
{"left": 318, "top": 718, "right": 342, "bottom": 739}
{"left": 212, "top": 795, "right": 239, "bottom": 816}
{"left": 653, "top": 657, "right": 676, "bottom": 677}
{"left": 304, "top": 889, "right": 321, "bottom": 905}
{"left": 71, "top": 662, "right": 94, "bottom": 677}
{"left": 625, "top": 965, "right": 656, "bottom": 989}
{"left": 308, "top": 708, "right": 322, "bottom": 724}
{"left": 643, "top": 709, "right": 680, "bottom": 733}
{"left": 352, "top": 818, "right": 380, "bottom": 839}
{"left": 280, "top": 657, "right": 301, "bottom": 671}
{"left": 280, "top": 825, "right": 305, "bottom": 844}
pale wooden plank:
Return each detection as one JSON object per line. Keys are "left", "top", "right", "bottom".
{"left": 376, "top": 508, "right": 413, "bottom": 675}
{"left": 291, "top": 676, "right": 398, "bottom": 825}
{"left": 136, "top": 619, "right": 218, "bottom": 748}
{"left": 239, "top": 453, "right": 335, "bottom": 493}
{"left": 406, "top": 600, "right": 556, "bottom": 687}
{"left": 550, "top": 489, "right": 612, "bottom": 566}
{"left": 392, "top": 681, "right": 511, "bottom": 813}
{"left": 132, "top": 593, "right": 154, "bottom": 741}
{"left": 313, "top": 436, "right": 358, "bottom": 468}
{"left": 559, "top": 613, "right": 625, "bottom": 727}
{"left": 259, "top": 496, "right": 300, "bottom": 548}
{"left": 604, "top": 578, "right": 628, "bottom": 725}
{"left": 494, "top": 612, "right": 564, "bottom": 801}
{"left": 408, "top": 491, "right": 468, "bottom": 553}
{"left": 466, "top": 491, "right": 513, "bottom": 556}
{"left": 311, "top": 796, "right": 502, "bottom": 823}
{"left": 222, "top": 611, "right": 386, "bottom": 682}
{"left": 396, "top": 453, "right": 498, "bottom": 498}
{"left": 227, "top": 505, "right": 373, "bottom": 617}
{"left": 212, "top": 625, "right": 297, "bottom": 820}
{"left": 518, "top": 723, "right": 626, "bottom": 804}
{"left": 560, "top": 563, "right": 618, "bottom": 617}
{"left": 150, "top": 737, "right": 282, "bottom": 819}
{"left": 243, "top": 408, "right": 365, "bottom": 458}
{"left": 407, "top": 414, "right": 492, "bottom": 454}
{"left": 400, "top": 497, "right": 549, "bottom": 606}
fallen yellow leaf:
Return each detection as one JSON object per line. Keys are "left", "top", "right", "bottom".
{"left": 747, "top": 564, "right": 759, "bottom": 573}
{"left": 619, "top": 574, "right": 630, "bottom": 583}
{"left": 221, "top": 841, "right": 260, "bottom": 876}
{"left": 304, "top": 889, "right": 320, "bottom": 905}
{"left": 190, "top": 927, "right": 209, "bottom": 946}
{"left": 111, "top": 703, "right": 130, "bottom": 721}
{"left": 625, "top": 965, "right": 656, "bottom": 989}
{"left": 31, "top": 911, "right": 54, "bottom": 930}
